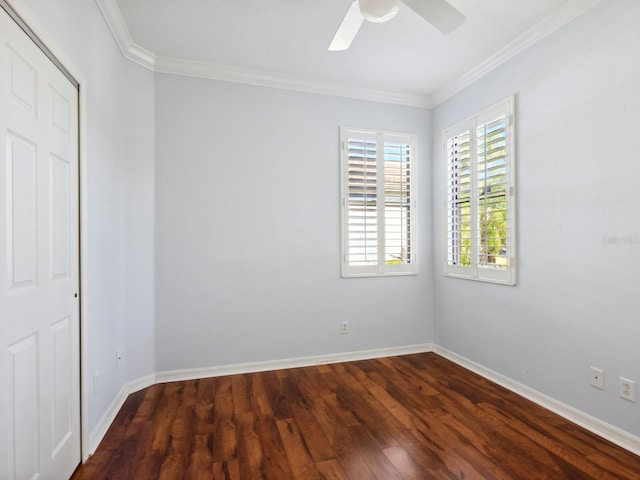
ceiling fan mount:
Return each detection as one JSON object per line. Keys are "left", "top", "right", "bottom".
{"left": 359, "top": 0, "right": 400, "bottom": 23}
{"left": 329, "top": 0, "right": 466, "bottom": 51}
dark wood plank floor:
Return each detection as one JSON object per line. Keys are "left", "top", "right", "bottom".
{"left": 71, "top": 353, "right": 640, "bottom": 479}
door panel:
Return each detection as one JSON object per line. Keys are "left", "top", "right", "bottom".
{"left": 51, "top": 153, "right": 71, "bottom": 280}
{"left": 6, "top": 132, "right": 38, "bottom": 290}
{"left": 1, "top": 6, "right": 80, "bottom": 479}
{"left": 51, "top": 316, "right": 72, "bottom": 456}
{"left": 8, "top": 45, "right": 37, "bottom": 114}
{"left": 8, "top": 334, "right": 40, "bottom": 480}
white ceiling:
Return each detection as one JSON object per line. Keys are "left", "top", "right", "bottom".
{"left": 98, "top": 0, "right": 601, "bottom": 107}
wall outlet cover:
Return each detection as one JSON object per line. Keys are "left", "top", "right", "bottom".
{"left": 590, "top": 367, "right": 604, "bottom": 390}
{"left": 619, "top": 377, "right": 635, "bottom": 402}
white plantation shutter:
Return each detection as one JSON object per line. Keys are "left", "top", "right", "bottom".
{"left": 443, "top": 97, "right": 516, "bottom": 284}
{"left": 476, "top": 114, "right": 508, "bottom": 269}
{"left": 383, "top": 141, "right": 413, "bottom": 266}
{"left": 446, "top": 129, "right": 471, "bottom": 269}
{"left": 346, "top": 135, "right": 378, "bottom": 268}
{"left": 341, "top": 128, "right": 417, "bottom": 277}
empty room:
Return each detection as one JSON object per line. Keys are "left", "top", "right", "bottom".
{"left": 1, "top": 0, "right": 639, "bottom": 478}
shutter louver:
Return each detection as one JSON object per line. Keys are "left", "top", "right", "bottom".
{"left": 476, "top": 115, "right": 508, "bottom": 269}
{"left": 347, "top": 137, "right": 378, "bottom": 267}
{"left": 446, "top": 130, "right": 471, "bottom": 267}
{"left": 384, "top": 141, "right": 412, "bottom": 266}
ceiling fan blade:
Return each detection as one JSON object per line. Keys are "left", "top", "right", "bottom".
{"left": 402, "top": 0, "right": 465, "bottom": 34}
{"left": 329, "top": 1, "right": 364, "bottom": 51}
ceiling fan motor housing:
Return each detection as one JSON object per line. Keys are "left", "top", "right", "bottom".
{"left": 359, "top": 0, "right": 400, "bottom": 23}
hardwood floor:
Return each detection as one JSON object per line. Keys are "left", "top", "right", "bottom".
{"left": 71, "top": 353, "right": 640, "bottom": 479}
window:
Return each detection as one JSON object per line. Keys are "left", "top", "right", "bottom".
{"left": 340, "top": 127, "right": 417, "bottom": 277}
{"left": 443, "top": 97, "right": 516, "bottom": 284}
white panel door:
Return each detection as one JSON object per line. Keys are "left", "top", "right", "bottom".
{"left": 0, "top": 7, "right": 80, "bottom": 480}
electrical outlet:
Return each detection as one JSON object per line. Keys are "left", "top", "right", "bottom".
{"left": 94, "top": 372, "right": 100, "bottom": 395}
{"left": 590, "top": 367, "right": 604, "bottom": 390}
{"left": 341, "top": 320, "right": 349, "bottom": 334}
{"left": 619, "top": 377, "right": 635, "bottom": 402}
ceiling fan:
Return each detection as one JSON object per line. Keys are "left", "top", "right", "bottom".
{"left": 329, "top": 0, "right": 466, "bottom": 51}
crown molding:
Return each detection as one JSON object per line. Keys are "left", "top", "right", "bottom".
{"left": 96, "top": 0, "right": 601, "bottom": 110}
{"left": 430, "top": 0, "right": 603, "bottom": 106}
{"left": 153, "top": 54, "right": 433, "bottom": 108}
{"left": 95, "top": 0, "right": 155, "bottom": 69}
{"left": 95, "top": 0, "right": 432, "bottom": 108}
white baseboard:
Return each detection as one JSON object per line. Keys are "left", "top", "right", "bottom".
{"left": 85, "top": 344, "right": 433, "bottom": 458}
{"left": 86, "top": 343, "right": 640, "bottom": 461}
{"left": 86, "top": 373, "right": 155, "bottom": 459}
{"left": 433, "top": 345, "right": 640, "bottom": 457}
{"left": 155, "top": 343, "right": 435, "bottom": 383}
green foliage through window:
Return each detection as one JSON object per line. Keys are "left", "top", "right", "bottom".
{"left": 443, "top": 97, "right": 516, "bottom": 284}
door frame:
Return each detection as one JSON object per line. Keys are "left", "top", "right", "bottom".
{"left": 2, "top": 0, "right": 91, "bottom": 462}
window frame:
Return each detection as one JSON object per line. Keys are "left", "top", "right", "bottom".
{"left": 442, "top": 96, "right": 517, "bottom": 285}
{"left": 340, "top": 127, "right": 418, "bottom": 278}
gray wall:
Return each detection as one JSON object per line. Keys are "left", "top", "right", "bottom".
{"left": 432, "top": 0, "right": 640, "bottom": 437}
{"left": 14, "top": 0, "right": 640, "bottom": 447}
{"left": 154, "top": 75, "right": 434, "bottom": 372}
{"left": 15, "top": 0, "right": 156, "bottom": 432}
